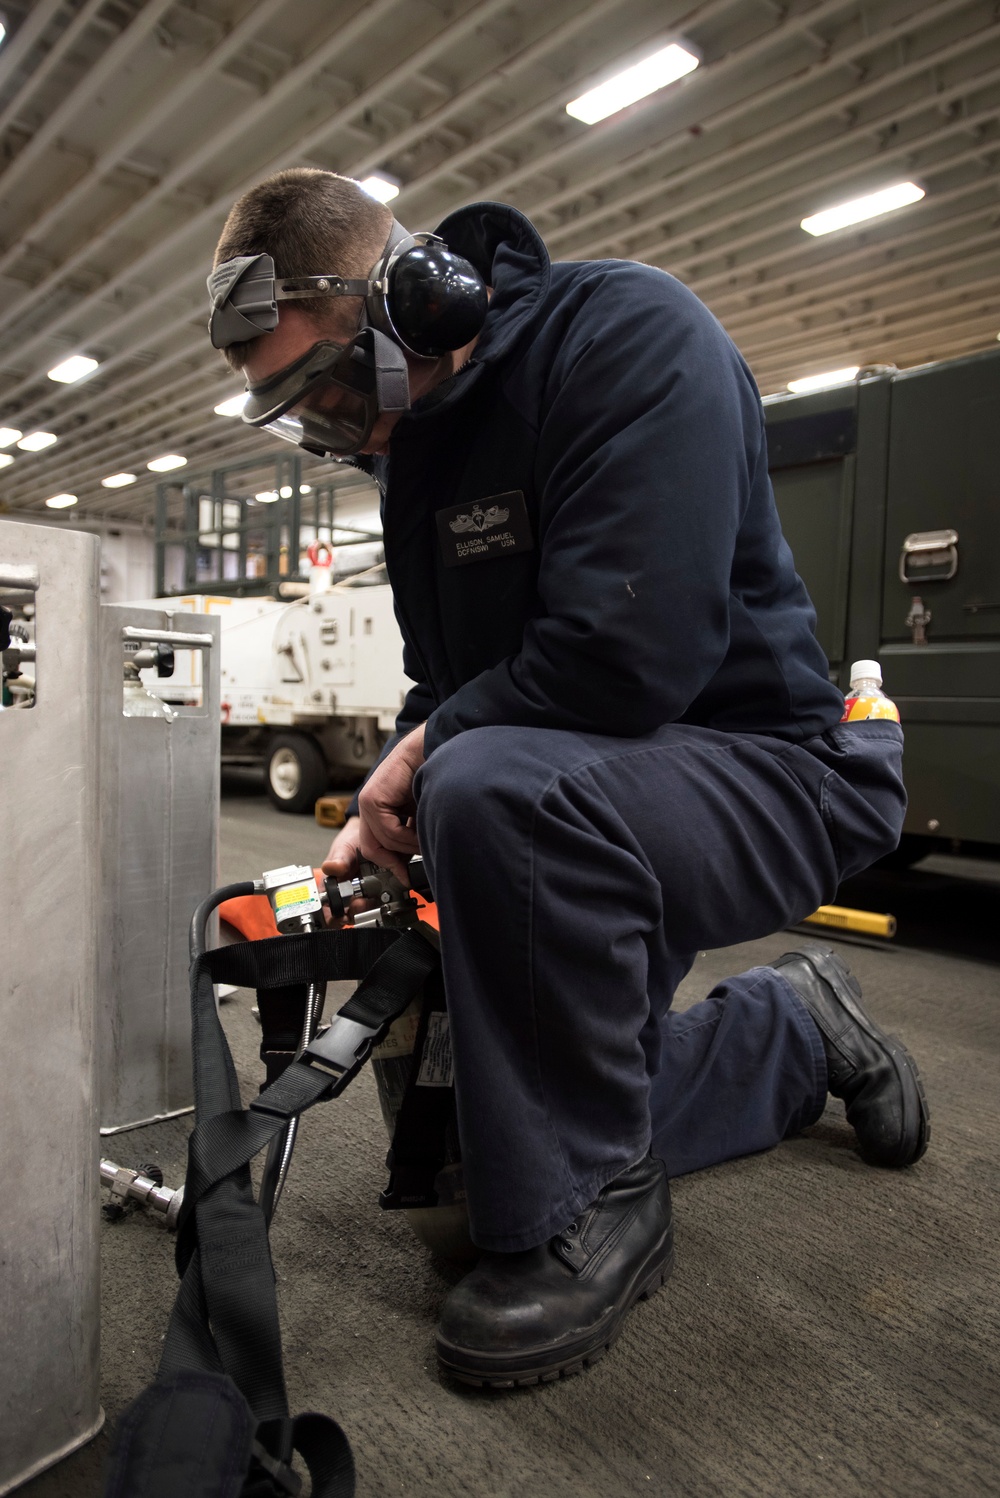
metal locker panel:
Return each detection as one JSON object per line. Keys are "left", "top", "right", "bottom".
{"left": 765, "top": 386, "right": 859, "bottom": 671}
{"left": 0, "top": 523, "right": 103, "bottom": 1493}
{"left": 882, "top": 347, "right": 1000, "bottom": 648}
{"left": 892, "top": 719, "right": 1000, "bottom": 844}
{"left": 98, "top": 605, "right": 221, "bottom": 1134}
{"left": 879, "top": 349, "right": 1000, "bottom": 843}
{"left": 770, "top": 457, "right": 855, "bottom": 668}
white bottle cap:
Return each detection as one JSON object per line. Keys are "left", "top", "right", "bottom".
{"left": 849, "top": 659, "right": 882, "bottom": 687}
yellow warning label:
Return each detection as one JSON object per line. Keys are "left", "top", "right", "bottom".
{"left": 275, "top": 883, "right": 312, "bottom": 909}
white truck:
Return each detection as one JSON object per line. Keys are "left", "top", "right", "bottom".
{"left": 143, "top": 567, "right": 408, "bottom": 812}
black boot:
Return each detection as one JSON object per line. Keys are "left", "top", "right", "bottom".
{"left": 772, "top": 943, "right": 930, "bottom": 1168}
{"left": 436, "top": 1153, "right": 673, "bottom": 1388}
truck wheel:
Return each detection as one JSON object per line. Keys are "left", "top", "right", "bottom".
{"left": 265, "top": 733, "right": 328, "bottom": 814}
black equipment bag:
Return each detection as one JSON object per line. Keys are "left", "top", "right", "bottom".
{"left": 103, "top": 924, "right": 441, "bottom": 1498}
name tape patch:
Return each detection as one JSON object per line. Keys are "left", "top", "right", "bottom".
{"left": 436, "top": 490, "right": 534, "bottom": 568}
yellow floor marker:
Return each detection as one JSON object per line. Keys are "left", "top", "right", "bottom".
{"left": 802, "top": 904, "right": 897, "bottom": 939}
{"left": 315, "top": 793, "right": 354, "bottom": 829}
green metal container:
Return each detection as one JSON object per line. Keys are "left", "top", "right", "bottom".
{"left": 764, "top": 347, "right": 1000, "bottom": 853}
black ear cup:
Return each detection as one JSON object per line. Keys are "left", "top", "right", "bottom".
{"left": 386, "top": 243, "right": 488, "bottom": 357}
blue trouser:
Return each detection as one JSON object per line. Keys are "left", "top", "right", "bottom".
{"left": 415, "top": 720, "right": 906, "bottom": 1252}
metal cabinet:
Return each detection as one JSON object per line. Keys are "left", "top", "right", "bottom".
{"left": 765, "top": 390, "right": 858, "bottom": 673}
{"left": 0, "top": 522, "right": 103, "bottom": 1493}
{"left": 765, "top": 347, "right": 1000, "bottom": 848}
{"left": 98, "top": 605, "right": 221, "bottom": 1134}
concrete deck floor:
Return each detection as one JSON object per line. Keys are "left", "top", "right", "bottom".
{"left": 23, "top": 778, "right": 1000, "bottom": 1498}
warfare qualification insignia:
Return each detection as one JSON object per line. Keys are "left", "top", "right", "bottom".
{"left": 448, "top": 501, "right": 511, "bottom": 534}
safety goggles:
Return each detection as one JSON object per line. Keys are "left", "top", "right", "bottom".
{"left": 241, "top": 328, "right": 411, "bottom": 457}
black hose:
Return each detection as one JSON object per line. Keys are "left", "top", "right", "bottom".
{"left": 189, "top": 881, "right": 257, "bottom": 962}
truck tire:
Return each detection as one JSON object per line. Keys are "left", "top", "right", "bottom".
{"left": 265, "top": 733, "right": 328, "bottom": 814}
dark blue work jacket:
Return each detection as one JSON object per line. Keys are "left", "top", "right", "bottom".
{"left": 364, "top": 202, "right": 844, "bottom": 760}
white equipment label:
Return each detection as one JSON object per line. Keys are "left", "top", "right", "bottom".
{"left": 416, "top": 1012, "right": 454, "bottom": 1088}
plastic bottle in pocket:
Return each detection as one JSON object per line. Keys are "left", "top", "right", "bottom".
{"left": 841, "top": 659, "right": 900, "bottom": 723}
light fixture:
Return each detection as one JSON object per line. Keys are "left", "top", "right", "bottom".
{"left": 214, "top": 393, "right": 248, "bottom": 417}
{"left": 300, "top": 483, "right": 312, "bottom": 494}
{"left": 358, "top": 174, "right": 400, "bottom": 204}
{"left": 279, "top": 484, "right": 293, "bottom": 498}
{"left": 101, "top": 472, "right": 137, "bottom": 488}
{"left": 147, "top": 454, "right": 187, "bottom": 472}
{"left": 0, "top": 21, "right": 6, "bottom": 50}
{"left": 0, "top": 454, "right": 13, "bottom": 470}
{"left": 0, "top": 426, "right": 22, "bottom": 447}
{"left": 787, "top": 366, "right": 860, "bottom": 394}
{"left": 45, "top": 493, "right": 78, "bottom": 509}
{"left": 566, "top": 42, "right": 699, "bottom": 125}
{"left": 18, "top": 431, "right": 58, "bottom": 451}
{"left": 47, "top": 354, "right": 99, "bottom": 384}
{"left": 801, "top": 182, "right": 925, "bottom": 237}
{"left": 255, "top": 490, "right": 279, "bottom": 503}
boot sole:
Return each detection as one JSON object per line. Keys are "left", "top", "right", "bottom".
{"left": 436, "top": 1237, "right": 675, "bottom": 1389}
{"left": 785, "top": 943, "right": 931, "bottom": 1167}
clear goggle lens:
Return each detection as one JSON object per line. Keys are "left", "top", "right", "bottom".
{"left": 256, "top": 382, "right": 374, "bottom": 457}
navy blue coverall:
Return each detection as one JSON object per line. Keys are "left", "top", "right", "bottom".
{"left": 353, "top": 203, "right": 906, "bottom": 1253}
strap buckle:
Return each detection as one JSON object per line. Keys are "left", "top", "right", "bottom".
{"left": 302, "top": 1014, "right": 384, "bottom": 1095}
{"left": 378, "top": 1150, "right": 441, "bottom": 1211}
{"left": 251, "top": 1439, "right": 302, "bottom": 1495}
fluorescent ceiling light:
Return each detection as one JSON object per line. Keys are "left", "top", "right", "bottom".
{"left": 358, "top": 174, "right": 400, "bottom": 204}
{"left": 0, "top": 453, "right": 14, "bottom": 469}
{"left": 787, "top": 366, "right": 860, "bottom": 394}
{"left": 801, "top": 182, "right": 925, "bottom": 237}
{"left": 566, "top": 43, "right": 699, "bottom": 125}
{"left": 255, "top": 490, "right": 279, "bottom": 503}
{"left": 279, "top": 485, "right": 293, "bottom": 498}
{"left": 214, "top": 393, "right": 248, "bottom": 417}
{"left": 147, "top": 454, "right": 187, "bottom": 472}
{"left": 300, "top": 483, "right": 311, "bottom": 493}
{"left": 47, "top": 354, "right": 99, "bottom": 384}
{"left": 18, "top": 430, "right": 58, "bottom": 451}
{"left": 45, "top": 493, "right": 78, "bottom": 509}
{"left": 101, "top": 472, "right": 137, "bottom": 488}
{"left": 0, "top": 426, "right": 21, "bottom": 447}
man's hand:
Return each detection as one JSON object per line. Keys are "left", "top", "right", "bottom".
{"left": 337, "top": 725, "right": 426, "bottom": 884}
{"left": 323, "top": 815, "right": 362, "bottom": 880}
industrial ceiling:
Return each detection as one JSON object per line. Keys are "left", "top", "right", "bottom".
{"left": 0, "top": 0, "right": 997, "bottom": 523}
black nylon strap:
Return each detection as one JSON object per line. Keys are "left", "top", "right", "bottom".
{"left": 201, "top": 927, "right": 401, "bottom": 992}
{"left": 178, "top": 1064, "right": 330, "bottom": 1256}
{"left": 153, "top": 917, "right": 439, "bottom": 1496}
{"left": 256, "top": 984, "right": 309, "bottom": 1085}
{"left": 380, "top": 964, "right": 455, "bottom": 1210}
{"left": 165, "top": 957, "right": 290, "bottom": 1422}
{"left": 178, "top": 932, "right": 440, "bottom": 1241}
{"left": 337, "top": 928, "right": 442, "bottom": 1031}
{"left": 292, "top": 1413, "right": 357, "bottom": 1497}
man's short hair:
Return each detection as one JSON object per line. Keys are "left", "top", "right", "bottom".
{"left": 213, "top": 168, "right": 392, "bottom": 370}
